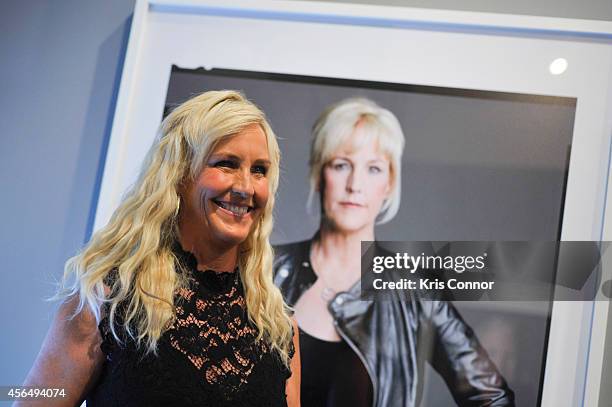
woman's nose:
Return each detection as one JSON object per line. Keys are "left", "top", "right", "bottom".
{"left": 231, "top": 169, "right": 254, "bottom": 198}
{"left": 346, "top": 168, "right": 363, "bottom": 193}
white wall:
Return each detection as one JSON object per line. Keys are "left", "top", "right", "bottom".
{"left": 305, "top": 0, "right": 612, "bottom": 21}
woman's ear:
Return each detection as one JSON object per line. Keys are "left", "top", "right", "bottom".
{"left": 176, "top": 172, "right": 192, "bottom": 195}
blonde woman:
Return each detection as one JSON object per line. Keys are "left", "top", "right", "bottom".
{"left": 274, "top": 97, "right": 513, "bottom": 407}
{"left": 20, "top": 91, "right": 300, "bottom": 407}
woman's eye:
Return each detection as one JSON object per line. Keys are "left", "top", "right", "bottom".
{"left": 252, "top": 165, "right": 268, "bottom": 176}
{"left": 331, "top": 162, "right": 349, "bottom": 171}
{"left": 369, "top": 166, "right": 382, "bottom": 174}
{"left": 214, "top": 160, "right": 237, "bottom": 169}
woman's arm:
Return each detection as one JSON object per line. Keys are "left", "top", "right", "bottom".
{"left": 285, "top": 318, "right": 301, "bottom": 407}
{"left": 15, "top": 295, "right": 105, "bottom": 407}
{"left": 428, "top": 299, "right": 515, "bottom": 407}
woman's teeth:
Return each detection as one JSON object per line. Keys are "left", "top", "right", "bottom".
{"left": 216, "top": 201, "right": 250, "bottom": 216}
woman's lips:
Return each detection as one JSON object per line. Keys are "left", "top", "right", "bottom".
{"left": 212, "top": 199, "right": 254, "bottom": 216}
{"left": 339, "top": 201, "right": 365, "bottom": 208}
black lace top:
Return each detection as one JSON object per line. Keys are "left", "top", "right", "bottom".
{"left": 86, "top": 244, "right": 293, "bottom": 407}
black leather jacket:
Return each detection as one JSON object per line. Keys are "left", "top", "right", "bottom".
{"left": 273, "top": 239, "right": 515, "bottom": 407}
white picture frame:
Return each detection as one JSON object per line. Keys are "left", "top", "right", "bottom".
{"left": 93, "top": 1, "right": 612, "bottom": 405}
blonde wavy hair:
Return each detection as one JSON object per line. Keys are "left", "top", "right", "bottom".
{"left": 57, "top": 90, "right": 294, "bottom": 364}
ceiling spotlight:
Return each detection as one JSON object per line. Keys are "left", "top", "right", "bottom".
{"left": 549, "top": 58, "right": 568, "bottom": 75}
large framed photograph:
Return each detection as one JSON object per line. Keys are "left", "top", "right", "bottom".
{"left": 94, "top": 1, "right": 612, "bottom": 405}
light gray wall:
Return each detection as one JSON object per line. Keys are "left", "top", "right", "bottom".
{"left": 1, "top": 0, "right": 610, "bottom": 403}
{"left": 0, "top": 0, "right": 135, "bottom": 386}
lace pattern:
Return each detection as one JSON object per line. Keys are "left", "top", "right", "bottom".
{"left": 167, "top": 270, "right": 271, "bottom": 396}
{"left": 90, "top": 244, "right": 293, "bottom": 407}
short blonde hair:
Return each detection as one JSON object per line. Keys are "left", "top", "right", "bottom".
{"left": 58, "top": 90, "right": 293, "bottom": 364}
{"left": 309, "top": 97, "right": 405, "bottom": 224}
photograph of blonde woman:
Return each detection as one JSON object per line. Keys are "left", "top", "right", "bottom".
{"left": 18, "top": 91, "right": 300, "bottom": 407}
{"left": 273, "top": 98, "right": 514, "bottom": 407}
{"left": 160, "top": 66, "right": 575, "bottom": 406}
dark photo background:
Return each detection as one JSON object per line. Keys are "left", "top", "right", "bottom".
{"left": 164, "top": 67, "right": 576, "bottom": 406}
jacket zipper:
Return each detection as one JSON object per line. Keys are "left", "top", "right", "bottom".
{"left": 334, "top": 319, "right": 377, "bottom": 407}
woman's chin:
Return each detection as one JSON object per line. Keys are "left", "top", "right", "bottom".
{"left": 209, "top": 228, "right": 250, "bottom": 247}
{"left": 327, "top": 218, "right": 372, "bottom": 235}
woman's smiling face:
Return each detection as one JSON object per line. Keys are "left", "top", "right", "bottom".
{"left": 180, "top": 124, "right": 270, "bottom": 248}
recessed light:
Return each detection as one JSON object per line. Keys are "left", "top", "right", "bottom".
{"left": 549, "top": 58, "right": 568, "bottom": 75}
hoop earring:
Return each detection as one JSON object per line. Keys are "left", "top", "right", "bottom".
{"left": 174, "top": 197, "right": 181, "bottom": 218}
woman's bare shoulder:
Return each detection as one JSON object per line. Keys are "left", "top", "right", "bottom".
{"left": 17, "top": 296, "right": 105, "bottom": 406}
